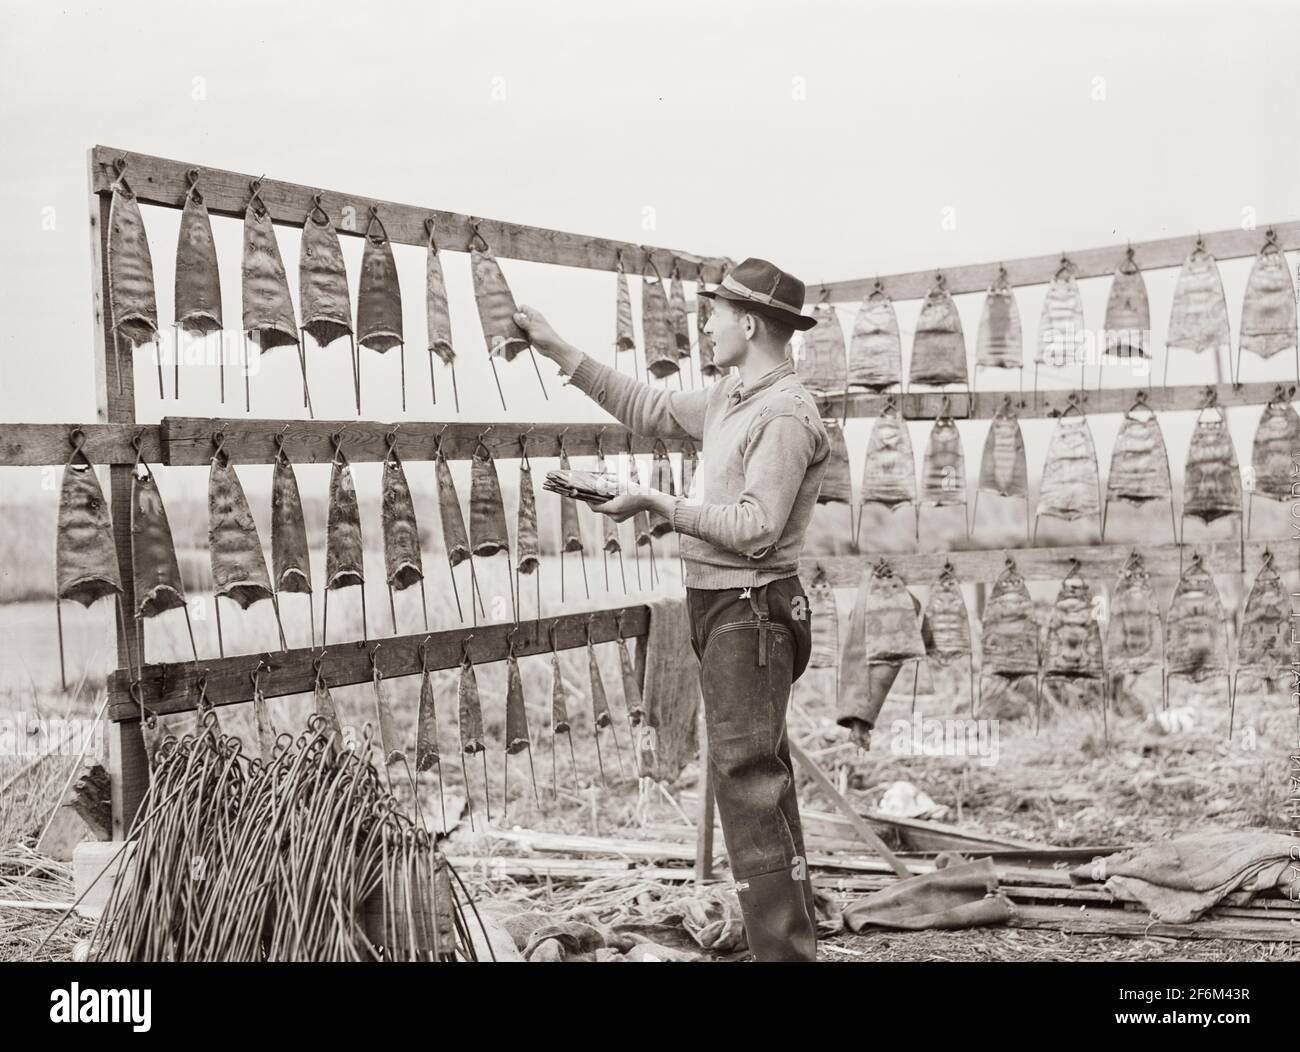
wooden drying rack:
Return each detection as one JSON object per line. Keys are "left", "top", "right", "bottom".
{"left": 5, "top": 146, "right": 1296, "bottom": 875}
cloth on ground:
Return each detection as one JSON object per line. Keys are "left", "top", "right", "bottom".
{"left": 1068, "top": 831, "right": 1299, "bottom": 923}
{"left": 833, "top": 856, "right": 1015, "bottom": 932}
{"left": 634, "top": 595, "right": 702, "bottom": 783}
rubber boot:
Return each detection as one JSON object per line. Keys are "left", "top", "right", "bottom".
{"left": 735, "top": 866, "right": 818, "bottom": 962}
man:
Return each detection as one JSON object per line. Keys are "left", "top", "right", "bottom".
{"left": 514, "top": 257, "right": 829, "bottom": 962}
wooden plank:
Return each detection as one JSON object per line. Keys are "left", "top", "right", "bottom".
{"left": 442, "top": 856, "right": 701, "bottom": 882}
{"left": 90, "top": 146, "right": 728, "bottom": 282}
{"left": 806, "top": 380, "right": 1297, "bottom": 421}
{"left": 789, "top": 740, "right": 914, "bottom": 878}
{"left": 108, "top": 605, "right": 650, "bottom": 721}
{"left": 87, "top": 149, "right": 149, "bottom": 839}
{"left": 1009, "top": 903, "right": 1300, "bottom": 943}
{"left": 808, "top": 220, "right": 1300, "bottom": 302}
{"left": 161, "top": 417, "right": 695, "bottom": 466}
{"left": 482, "top": 828, "right": 723, "bottom": 864}
{"left": 801, "top": 536, "right": 1297, "bottom": 589}
{"left": 0, "top": 424, "right": 162, "bottom": 466}
{"left": 798, "top": 806, "right": 1045, "bottom": 852}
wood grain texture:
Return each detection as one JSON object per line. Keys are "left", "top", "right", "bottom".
{"left": 108, "top": 605, "right": 651, "bottom": 721}
{"left": 161, "top": 417, "right": 697, "bottom": 465}
{"left": 805, "top": 381, "right": 1296, "bottom": 422}
{"left": 1009, "top": 903, "right": 1300, "bottom": 942}
{"left": 0, "top": 424, "right": 162, "bottom": 466}
{"left": 90, "top": 146, "right": 729, "bottom": 281}
{"left": 800, "top": 537, "right": 1297, "bottom": 588}
{"left": 809, "top": 221, "right": 1300, "bottom": 302}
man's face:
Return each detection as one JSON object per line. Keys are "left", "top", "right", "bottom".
{"left": 703, "top": 297, "right": 752, "bottom": 369}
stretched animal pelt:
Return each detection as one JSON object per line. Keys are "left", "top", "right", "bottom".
{"left": 241, "top": 183, "right": 299, "bottom": 351}
{"left": 920, "top": 415, "right": 966, "bottom": 508}
{"left": 325, "top": 446, "right": 365, "bottom": 591}
{"left": 56, "top": 445, "right": 122, "bottom": 608}
{"left": 356, "top": 208, "right": 403, "bottom": 353}
{"left": 848, "top": 284, "right": 902, "bottom": 389}
{"left": 909, "top": 277, "right": 967, "bottom": 387}
{"left": 1250, "top": 396, "right": 1300, "bottom": 502}
{"left": 1106, "top": 400, "right": 1173, "bottom": 506}
{"left": 860, "top": 406, "right": 916, "bottom": 507}
{"left": 381, "top": 444, "right": 424, "bottom": 591}
{"left": 1036, "top": 258, "right": 1085, "bottom": 368}
{"left": 1183, "top": 405, "right": 1242, "bottom": 525}
{"left": 174, "top": 170, "right": 222, "bottom": 337}
{"left": 469, "top": 440, "right": 510, "bottom": 557}
{"left": 472, "top": 242, "right": 530, "bottom": 362}
{"left": 980, "top": 560, "right": 1038, "bottom": 677}
{"left": 299, "top": 196, "right": 352, "bottom": 348}
{"left": 1036, "top": 411, "right": 1100, "bottom": 522}
{"left": 1105, "top": 553, "right": 1163, "bottom": 673}
{"left": 426, "top": 222, "right": 455, "bottom": 366}
{"left": 818, "top": 420, "right": 853, "bottom": 505}
{"left": 1238, "top": 231, "right": 1296, "bottom": 362}
{"left": 1043, "top": 571, "right": 1104, "bottom": 679}
{"left": 976, "top": 269, "right": 1022, "bottom": 370}
{"left": 131, "top": 464, "right": 188, "bottom": 619}
{"left": 863, "top": 563, "right": 926, "bottom": 662}
{"left": 977, "top": 403, "right": 1028, "bottom": 498}
{"left": 1167, "top": 239, "right": 1230, "bottom": 358}
{"left": 924, "top": 562, "right": 971, "bottom": 660}
{"left": 271, "top": 444, "right": 312, "bottom": 595}
{"left": 107, "top": 161, "right": 159, "bottom": 352}
{"left": 1165, "top": 556, "right": 1228, "bottom": 680}
{"left": 208, "top": 452, "right": 275, "bottom": 610}
{"left": 642, "top": 272, "right": 677, "bottom": 378}
{"left": 798, "top": 302, "right": 846, "bottom": 396}
{"left": 1236, "top": 553, "right": 1288, "bottom": 671}
{"left": 614, "top": 269, "right": 635, "bottom": 353}
{"left": 1102, "top": 248, "right": 1150, "bottom": 359}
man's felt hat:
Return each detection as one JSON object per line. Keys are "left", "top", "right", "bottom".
{"left": 698, "top": 257, "right": 818, "bottom": 332}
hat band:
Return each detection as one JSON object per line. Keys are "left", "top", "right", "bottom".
{"left": 719, "top": 273, "right": 800, "bottom": 315}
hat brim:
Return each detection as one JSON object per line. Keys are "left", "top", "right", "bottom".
{"left": 698, "top": 287, "right": 818, "bottom": 331}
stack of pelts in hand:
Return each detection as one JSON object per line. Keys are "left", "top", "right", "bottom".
{"left": 543, "top": 468, "right": 621, "bottom": 505}
{"left": 88, "top": 715, "right": 481, "bottom": 962}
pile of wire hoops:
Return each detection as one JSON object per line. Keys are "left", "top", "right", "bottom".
{"left": 88, "top": 714, "right": 487, "bottom": 961}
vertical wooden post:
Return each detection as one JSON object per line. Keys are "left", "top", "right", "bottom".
{"left": 88, "top": 148, "right": 148, "bottom": 837}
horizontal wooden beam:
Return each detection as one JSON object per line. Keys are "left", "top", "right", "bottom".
{"left": 808, "top": 379, "right": 1297, "bottom": 422}
{"left": 809, "top": 219, "right": 1300, "bottom": 302}
{"left": 800, "top": 537, "right": 1297, "bottom": 588}
{"left": 108, "top": 604, "right": 649, "bottom": 721}
{"left": 161, "top": 418, "right": 696, "bottom": 466}
{"left": 0, "top": 424, "right": 163, "bottom": 466}
{"left": 91, "top": 147, "right": 728, "bottom": 282}
{"left": 7, "top": 381, "right": 1296, "bottom": 469}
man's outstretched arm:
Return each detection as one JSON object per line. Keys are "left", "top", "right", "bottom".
{"left": 515, "top": 305, "right": 708, "bottom": 442}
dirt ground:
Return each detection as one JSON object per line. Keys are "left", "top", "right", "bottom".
{"left": 3, "top": 596, "right": 1297, "bottom": 962}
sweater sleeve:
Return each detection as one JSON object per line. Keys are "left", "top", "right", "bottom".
{"left": 670, "top": 411, "right": 816, "bottom": 558}
{"left": 565, "top": 353, "right": 707, "bottom": 442}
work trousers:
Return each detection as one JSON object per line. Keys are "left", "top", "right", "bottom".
{"left": 686, "top": 574, "right": 817, "bottom": 960}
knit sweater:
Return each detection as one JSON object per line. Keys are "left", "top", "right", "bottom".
{"left": 565, "top": 352, "right": 829, "bottom": 589}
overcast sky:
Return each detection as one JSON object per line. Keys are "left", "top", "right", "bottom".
{"left": 1, "top": 0, "right": 1297, "bottom": 504}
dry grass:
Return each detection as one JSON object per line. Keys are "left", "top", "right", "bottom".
{"left": 2, "top": 484, "right": 1296, "bottom": 961}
